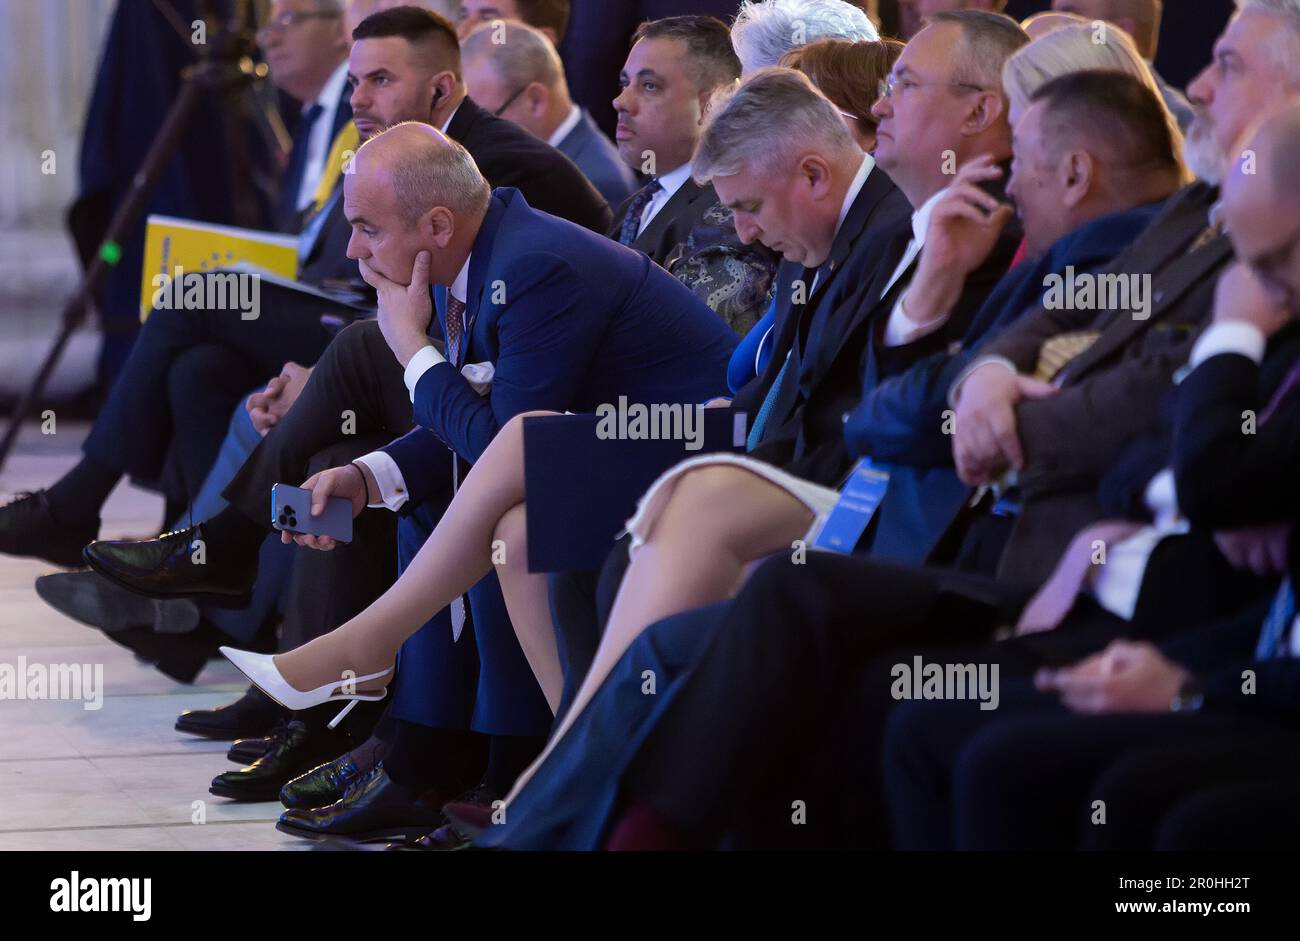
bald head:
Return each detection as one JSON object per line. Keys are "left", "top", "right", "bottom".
{"left": 1226, "top": 102, "right": 1300, "bottom": 217}
{"left": 1221, "top": 102, "right": 1300, "bottom": 311}
{"left": 353, "top": 121, "right": 490, "bottom": 224}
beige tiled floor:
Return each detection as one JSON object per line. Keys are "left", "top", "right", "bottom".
{"left": 0, "top": 422, "right": 305, "bottom": 850}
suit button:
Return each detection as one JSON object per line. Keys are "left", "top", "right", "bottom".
{"left": 1154, "top": 289, "right": 1165, "bottom": 305}
{"left": 842, "top": 411, "right": 850, "bottom": 424}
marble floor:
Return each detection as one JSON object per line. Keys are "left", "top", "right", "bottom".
{"left": 0, "top": 422, "right": 306, "bottom": 850}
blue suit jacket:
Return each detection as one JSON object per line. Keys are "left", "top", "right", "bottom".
{"left": 381, "top": 188, "right": 738, "bottom": 505}
{"left": 844, "top": 200, "right": 1168, "bottom": 563}
{"left": 556, "top": 108, "right": 639, "bottom": 210}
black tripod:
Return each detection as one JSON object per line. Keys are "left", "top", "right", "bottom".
{"left": 0, "top": 0, "right": 288, "bottom": 473}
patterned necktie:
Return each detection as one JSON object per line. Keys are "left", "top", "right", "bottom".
{"left": 444, "top": 295, "right": 468, "bottom": 367}
{"left": 619, "top": 179, "right": 663, "bottom": 246}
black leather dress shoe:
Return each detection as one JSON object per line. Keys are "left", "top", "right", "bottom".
{"left": 176, "top": 685, "right": 283, "bottom": 740}
{"left": 276, "top": 766, "right": 445, "bottom": 842}
{"left": 36, "top": 570, "right": 201, "bottom": 634}
{"left": 384, "top": 820, "right": 476, "bottom": 852}
{"left": 228, "top": 735, "right": 273, "bottom": 764}
{"left": 280, "top": 753, "right": 363, "bottom": 809}
{"left": 210, "top": 720, "right": 347, "bottom": 802}
{"left": 0, "top": 491, "right": 96, "bottom": 568}
{"left": 440, "top": 784, "right": 499, "bottom": 838}
{"left": 82, "top": 523, "right": 255, "bottom": 606}
{"left": 105, "top": 621, "right": 226, "bottom": 684}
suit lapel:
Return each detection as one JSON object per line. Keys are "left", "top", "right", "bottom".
{"left": 1066, "top": 232, "right": 1231, "bottom": 381}
{"left": 633, "top": 179, "right": 706, "bottom": 253}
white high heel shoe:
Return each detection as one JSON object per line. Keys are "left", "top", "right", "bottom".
{"left": 220, "top": 647, "right": 392, "bottom": 729}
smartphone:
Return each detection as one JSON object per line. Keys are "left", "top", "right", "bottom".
{"left": 271, "top": 483, "right": 353, "bottom": 544}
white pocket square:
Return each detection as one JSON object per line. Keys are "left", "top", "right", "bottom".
{"left": 461, "top": 361, "right": 494, "bottom": 396}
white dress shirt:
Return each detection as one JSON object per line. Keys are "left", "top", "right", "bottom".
{"left": 1089, "top": 321, "right": 1267, "bottom": 619}
{"left": 354, "top": 253, "right": 473, "bottom": 510}
{"left": 547, "top": 104, "right": 583, "bottom": 149}
{"left": 296, "top": 62, "right": 350, "bottom": 212}
{"left": 880, "top": 184, "right": 951, "bottom": 347}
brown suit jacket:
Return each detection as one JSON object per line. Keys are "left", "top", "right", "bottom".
{"left": 981, "top": 182, "right": 1235, "bottom": 583}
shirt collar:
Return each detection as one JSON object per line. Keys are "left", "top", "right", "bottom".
{"left": 312, "top": 61, "right": 350, "bottom": 116}
{"left": 909, "top": 183, "right": 948, "bottom": 246}
{"left": 439, "top": 99, "right": 463, "bottom": 135}
{"left": 834, "top": 153, "right": 876, "bottom": 237}
{"left": 547, "top": 104, "right": 583, "bottom": 148}
{"left": 450, "top": 251, "right": 471, "bottom": 304}
{"left": 655, "top": 161, "right": 694, "bottom": 201}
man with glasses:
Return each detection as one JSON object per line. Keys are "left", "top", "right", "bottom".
{"left": 461, "top": 20, "right": 636, "bottom": 208}
{"left": 259, "top": 0, "right": 353, "bottom": 230}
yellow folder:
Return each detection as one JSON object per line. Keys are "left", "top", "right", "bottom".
{"left": 139, "top": 215, "right": 300, "bottom": 319}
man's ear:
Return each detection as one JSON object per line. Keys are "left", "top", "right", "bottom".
{"left": 1060, "top": 150, "right": 1095, "bottom": 209}
{"left": 799, "top": 153, "right": 835, "bottom": 199}
{"left": 523, "top": 82, "right": 549, "bottom": 117}
{"left": 965, "top": 91, "right": 1006, "bottom": 137}
{"left": 427, "top": 206, "right": 456, "bottom": 247}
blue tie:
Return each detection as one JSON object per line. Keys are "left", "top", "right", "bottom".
{"left": 619, "top": 179, "right": 662, "bottom": 246}
{"left": 747, "top": 355, "right": 790, "bottom": 451}
{"left": 1255, "top": 577, "right": 1296, "bottom": 660}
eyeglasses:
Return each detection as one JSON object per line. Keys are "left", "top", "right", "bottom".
{"left": 493, "top": 86, "right": 529, "bottom": 116}
{"left": 880, "top": 75, "right": 986, "bottom": 99}
{"left": 835, "top": 107, "right": 861, "bottom": 123}
{"left": 257, "top": 9, "right": 341, "bottom": 37}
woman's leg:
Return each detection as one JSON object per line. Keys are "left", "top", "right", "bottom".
{"left": 271, "top": 411, "right": 556, "bottom": 692}
{"left": 494, "top": 503, "right": 563, "bottom": 714}
{"left": 507, "top": 464, "right": 815, "bottom": 800}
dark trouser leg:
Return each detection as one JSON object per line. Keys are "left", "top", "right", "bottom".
{"left": 1156, "top": 774, "right": 1300, "bottom": 849}
{"left": 276, "top": 436, "right": 398, "bottom": 651}
{"left": 84, "top": 285, "right": 335, "bottom": 479}
{"left": 1084, "top": 734, "right": 1300, "bottom": 850}
{"left": 222, "top": 320, "right": 411, "bottom": 527}
{"left": 546, "top": 570, "right": 601, "bottom": 724}
{"left": 160, "top": 343, "right": 265, "bottom": 507}
{"left": 626, "top": 552, "right": 1027, "bottom": 842}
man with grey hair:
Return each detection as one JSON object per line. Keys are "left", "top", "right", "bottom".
{"left": 461, "top": 20, "right": 636, "bottom": 207}
{"left": 693, "top": 66, "right": 910, "bottom": 463}
{"left": 730, "top": 0, "right": 879, "bottom": 75}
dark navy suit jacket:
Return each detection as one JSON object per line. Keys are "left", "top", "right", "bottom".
{"left": 845, "top": 201, "right": 1168, "bottom": 563}
{"left": 556, "top": 108, "right": 639, "bottom": 210}
{"left": 380, "top": 188, "right": 738, "bottom": 503}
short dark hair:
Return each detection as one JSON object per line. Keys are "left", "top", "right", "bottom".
{"left": 631, "top": 15, "right": 742, "bottom": 92}
{"left": 1030, "top": 70, "right": 1182, "bottom": 176}
{"left": 515, "top": 0, "right": 571, "bottom": 44}
{"left": 353, "top": 6, "right": 461, "bottom": 76}
{"left": 929, "top": 9, "right": 1030, "bottom": 91}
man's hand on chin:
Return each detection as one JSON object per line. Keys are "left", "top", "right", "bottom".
{"left": 360, "top": 250, "right": 436, "bottom": 367}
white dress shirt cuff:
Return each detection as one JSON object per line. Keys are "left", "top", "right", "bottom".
{"left": 353, "top": 451, "right": 409, "bottom": 511}
{"left": 403, "top": 344, "right": 446, "bottom": 402}
{"left": 948, "top": 355, "right": 1019, "bottom": 407}
{"left": 882, "top": 289, "right": 948, "bottom": 348}
{"left": 1189, "top": 322, "right": 1266, "bottom": 368}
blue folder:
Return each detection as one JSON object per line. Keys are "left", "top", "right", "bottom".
{"left": 523, "top": 409, "right": 747, "bottom": 573}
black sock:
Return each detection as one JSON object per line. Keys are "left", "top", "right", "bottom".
{"left": 45, "top": 455, "right": 121, "bottom": 526}
{"left": 383, "top": 720, "right": 485, "bottom": 792}
{"left": 199, "top": 506, "right": 268, "bottom": 560}
{"left": 484, "top": 734, "right": 545, "bottom": 796}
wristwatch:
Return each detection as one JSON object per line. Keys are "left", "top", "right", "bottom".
{"left": 1170, "top": 677, "right": 1205, "bottom": 713}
